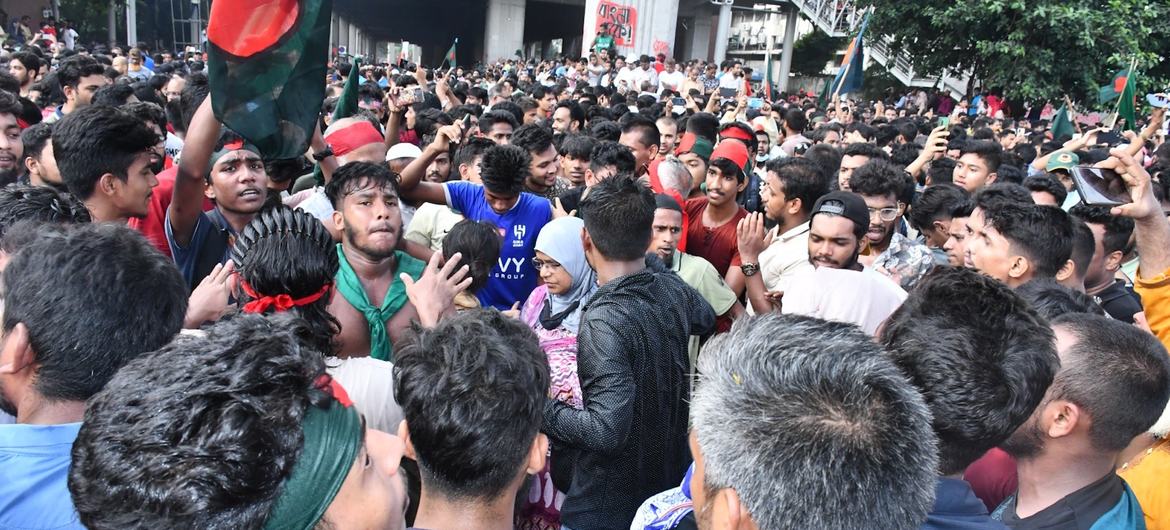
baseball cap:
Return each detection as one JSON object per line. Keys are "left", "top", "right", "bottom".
{"left": 1045, "top": 151, "right": 1078, "bottom": 173}
{"left": 810, "top": 191, "right": 869, "bottom": 233}
{"left": 709, "top": 140, "right": 750, "bottom": 179}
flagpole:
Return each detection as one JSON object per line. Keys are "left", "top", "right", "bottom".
{"left": 1063, "top": 95, "right": 1082, "bottom": 134}
{"left": 1111, "top": 56, "right": 1138, "bottom": 119}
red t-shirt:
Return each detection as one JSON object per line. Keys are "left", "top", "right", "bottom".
{"left": 963, "top": 448, "right": 1018, "bottom": 512}
{"left": 128, "top": 166, "right": 213, "bottom": 258}
{"left": 684, "top": 198, "right": 747, "bottom": 278}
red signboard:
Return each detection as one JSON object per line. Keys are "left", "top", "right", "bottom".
{"left": 596, "top": 1, "right": 637, "bottom": 48}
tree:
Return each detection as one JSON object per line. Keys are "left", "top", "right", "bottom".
{"left": 856, "top": 0, "right": 1168, "bottom": 106}
{"left": 790, "top": 28, "right": 845, "bottom": 77}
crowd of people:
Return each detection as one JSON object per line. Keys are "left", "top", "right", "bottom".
{"left": 0, "top": 29, "right": 1169, "bottom": 530}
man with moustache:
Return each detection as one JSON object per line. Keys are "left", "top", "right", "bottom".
{"left": 325, "top": 161, "right": 425, "bottom": 361}
{"left": 849, "top": 159, "right": 935, "bottom": 290}
{"left": 0, "top": 92, "right": 25, "bottom": 187}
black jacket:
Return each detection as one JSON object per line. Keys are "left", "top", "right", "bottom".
{"left": 543, "top": 257, "right": 716, "bottom": 530}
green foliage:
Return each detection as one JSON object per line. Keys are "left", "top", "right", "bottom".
{"left": 790, "top": 28, "right": 845, "bottom": 77}
{"left": 857, "top": 0, "right": 1169, "bottom": 106}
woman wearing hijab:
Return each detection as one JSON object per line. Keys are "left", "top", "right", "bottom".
{"left": 516, "top": 216, "right": 596, "bottom": 530}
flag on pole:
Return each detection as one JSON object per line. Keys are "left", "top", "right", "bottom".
{"left": 310, "top": 56, "right": 360, "bottom": 186}
{"left": 763, "top": 43, "right": 775, "bottom": 102}
{"left": 1098, "top": 69, "right": 1131, "bottom": 105}
{"left": 1051, "top": 104, "right": 1075, "bottom": 140}
{"left": 206, "top": 0, "right": 333, "bottom": 159}
{"left": 829, "top": 12, "right": 870, "bottom": 97}
{"left": 1117, "top": 68, "right": 1137, "bottom": 132}
{"left": 443, "top": 39, "right": 458, "bottom": 68}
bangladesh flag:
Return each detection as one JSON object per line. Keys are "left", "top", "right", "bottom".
{"left": 1050, "top": 104, "right": 1074, "bottom": 140}
{"left": 1117, "top": 69, "right": 1137, "bottom": 132}
{"left": 207, "top": 0, "right": 333, "bottom": 159}
{"left": 763, "top": 48, "right": 774, "bottom": 102}
{"left": 443, "top": 39, "right": 457, "bottom": 68}
{"left": 1098, "top": 69, "right": 1130, "bottom": 105}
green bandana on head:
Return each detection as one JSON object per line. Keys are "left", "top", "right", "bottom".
{"left": 263, "top": 375, "right": 361, "bottom": 530}
{"left": 334, "top": 245, "right": 425, "bottom": 361}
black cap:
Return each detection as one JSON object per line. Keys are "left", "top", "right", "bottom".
{"left": 810, "top": 191, "right": 869, "bottom": 233}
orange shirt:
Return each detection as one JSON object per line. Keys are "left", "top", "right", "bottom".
{"left": 1118, "top": 437, "right": 1170, "bottom": 530}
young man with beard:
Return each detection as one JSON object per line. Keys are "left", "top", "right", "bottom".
{"left": 850, "top": 159, "right": 935, "bottom": 290}
{"left": 325, "top": 161, "right": 426, "bottom": 361}
{"left": 398, "top": 126, "right": 552, "bottom": 310}
{"left": 780, "top": 191, "right": 908, "bottom": 335}
{"left": 167, "top": 98, "right": 269, "bottom": 288}
{"left": 648, "top": 194, "right": 741, "bottom": 366}
{"left": 0, "top": 223, "right": 187, "bottom": 530}
{"left": 53, "top": 105, "right": 159, "bottom": 223}
{"left": 43, "top": 55, "right": 108, "bottom": 124}
{"left": 8, "top": 51, "right": 39, "bottom": 98}
{"left": 735, "top": 157, "right": 828, "bottom": 314}
{"left": 544, "top": 176, "right": 715, "bottom": 530}
{"left": 0, "top": 91, "right": 24, "bottom": 187}
{"left": 882, "top": 267, "right": 1059, "bottom": 529}
{"left": 993, "top": 314, "right": 1170, "bottom": 529}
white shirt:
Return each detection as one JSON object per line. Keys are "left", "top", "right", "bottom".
{"left": 327, "top": 357, "right": 403, "bottom": 435}
{"left": 782, "top": 266, "right": 907, "bottom": 336}
{"left": 747, "top": 221, "right": 812, "bottom": 314}
{"left": 659, "top": 70, "right": 686, "bottom": 93}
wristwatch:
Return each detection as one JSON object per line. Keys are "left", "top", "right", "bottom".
{"left": 740, "top": 263, "right": 760, "bottom": 277}
{"left": 312, "top": 146, "right": 334, "bottom": 161}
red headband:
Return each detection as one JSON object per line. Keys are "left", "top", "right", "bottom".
{"left": 325, "top": 121, "right": 383, "bottom": 157}
{"left": 719, "top": 126, "right": 753, "bottom": 142}
{"left": 240, "top": 280, "right": 333, "bottom": 314}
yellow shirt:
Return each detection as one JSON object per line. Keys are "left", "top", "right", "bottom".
{"left": 1135, "top": 266, "right": 1170, "bottom": 348}
{"left": 1118, "top": 437, "right": 1170, "bottom": 530}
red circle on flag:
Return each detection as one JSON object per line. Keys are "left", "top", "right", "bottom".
{"left": 1113, "top": 76, "right": 1128, "bottom": 93}
{"left": 207, "top": 0, "right": 300, "bottom": 58}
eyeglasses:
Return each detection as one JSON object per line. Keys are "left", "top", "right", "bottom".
{"left": 868, "top": 206, "right": 901, "bottom": 222}
{"left": 531, "top": 258, "right": 562, "bottom": 271}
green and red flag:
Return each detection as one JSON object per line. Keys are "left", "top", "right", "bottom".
{"left": 1050, "top": 104, "right": 1075, "bottom": 140}
{"left": 763, "top": 47, "right": 775, "bottom": 102}
{"left": 207, "top": 0, "right": 333, "bottom": 159}
{"left": 1098, "top": 69, "right": 1131, "bottom": 105}
{"left": 443, "top": 39, "right": 458, "bottom": 68}
{"left": 1117, "top": 68, "right": 1138, "bottom": 132}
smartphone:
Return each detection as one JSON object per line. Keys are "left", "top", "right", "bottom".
{"left": 718, "top": 87, "right": 737, "bottom": 99}
{"left": 412, "top": 87, "right": 424, "bottom": 101}
{"left": 671, "top": 97, "right": 686, "bottom": 106}
{"left": 747, "top": 97, "right": 763, "bottom": 109}
{"left": 937, "top": 116, "right": 950, "bottom": 128}
{"left": 462, "top": 114, "right": 473, "bottom": 129}
{"left": 1069, "top": 166, "right": 1132, "bottom": 206}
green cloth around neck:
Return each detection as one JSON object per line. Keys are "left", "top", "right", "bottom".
{"left": 334, "top": 245, "right": 425, "bottom": 361}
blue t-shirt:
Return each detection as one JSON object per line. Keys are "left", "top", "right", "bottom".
{"left": 0, "top": 422, "right": 86, "bottom": 530}
{"left": 444, "top": 181, "right": 551, "bottom": 310}
{"left": 166, "top": 208, "right": 236, "bottom": 287}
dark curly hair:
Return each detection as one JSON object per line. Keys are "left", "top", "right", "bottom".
{"left": 393, "top": 309, "right": 549, "bottom": 499}
{"left": 442, "top": 220, "right": 502, "bottom": 294}
{"left": 232, "top": 206, "right": 340, "bottom": 355}
{"left": 479, "top": 144, "right": 531, "bottom": 197}
{"left": 0, "top": 184, "right": 91, "bottom": 245}
{"left": 69, "top": 314, "right": 334, "bottom": 530}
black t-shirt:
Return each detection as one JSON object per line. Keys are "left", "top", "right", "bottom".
{"left": 993, "top": 473, "right": 1125, "bottom": 530}
{"left": 558, "top": 186, "right": 586, "bottom": 217}
{"left": 1094, "top": 279, "right": 1143, "bottom": 324}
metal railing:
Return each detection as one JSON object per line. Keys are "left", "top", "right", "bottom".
{"left": 787, "top": 0, "right": 970, "bottom": 98}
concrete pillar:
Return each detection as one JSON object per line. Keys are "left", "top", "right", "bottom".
{"left": 690, "top": 13, "right": 712, "bottom": 61}
{"left": 330, "top": 15, "right": 338, "bottom": 50}
{"left": 712, "top": 2, "right": 731, "bottom": 63}
{"left": 349, "top": 23, "right": 359, "bottom": 56}
{"left": 125, "top": 0, "right": 137, "bottom": 46}
{"left": 777, "top": 7, "right": 798, "bottom": 92}
{"left": 338, "top": 18, "right": 349, "bottom": 52}
{"left": 484, "top": 0, "right": 525, "bottom": 63}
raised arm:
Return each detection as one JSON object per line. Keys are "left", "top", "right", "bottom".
{"left": 170, "top": 97, "right": 219, "bottom": 248}
{"left": 396, "top": 123, "right": 464, "bottom": 206}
